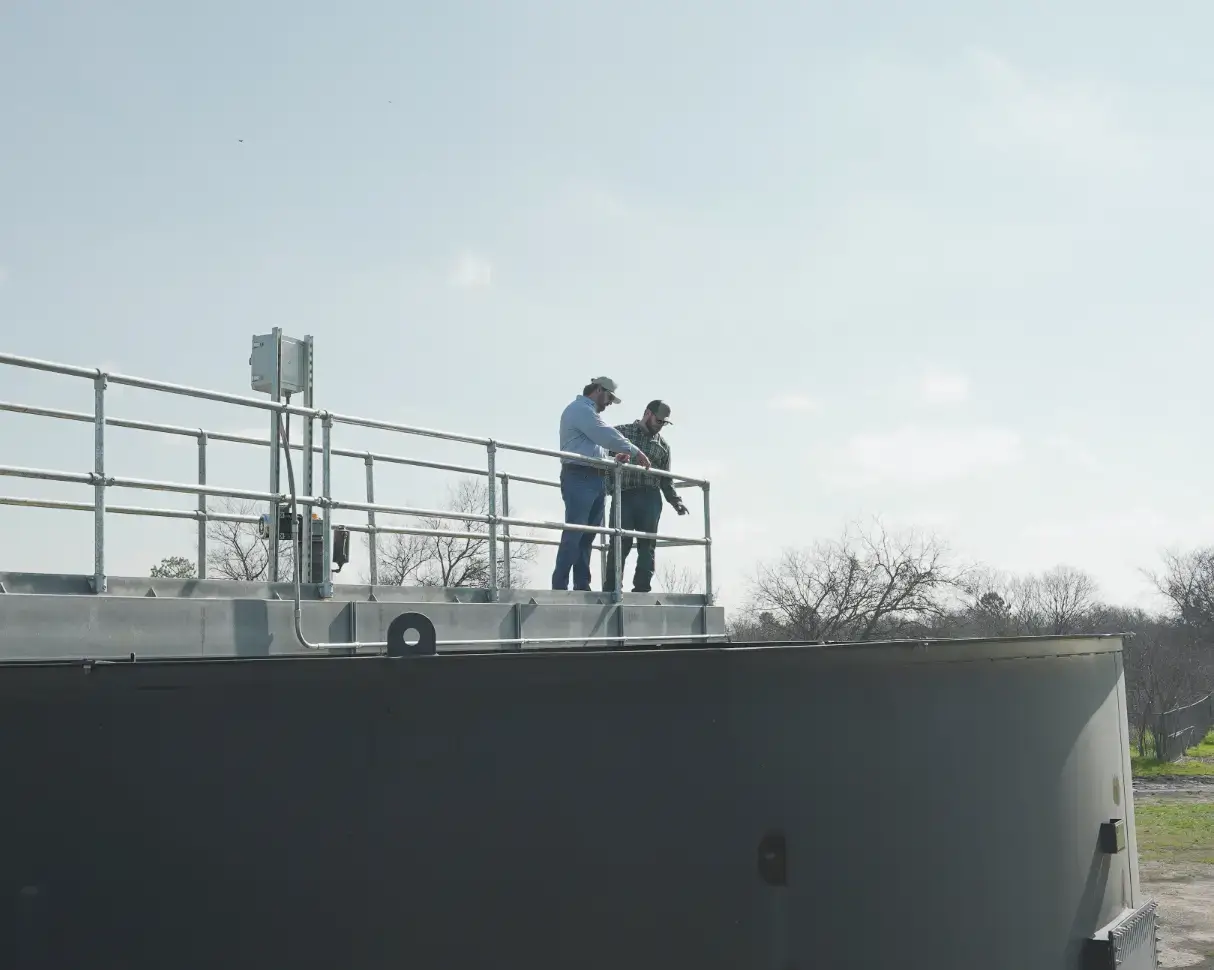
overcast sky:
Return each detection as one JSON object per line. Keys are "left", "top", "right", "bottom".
{"left": 3, "top": 1, "right": 1213, "bottom": 610}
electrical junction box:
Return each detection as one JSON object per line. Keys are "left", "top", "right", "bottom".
{"left": 250, "top": 333, "right": 309, "bottom": 395}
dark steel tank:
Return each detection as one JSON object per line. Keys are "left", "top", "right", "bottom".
{"left": 0, "top": 634, "right": 1151, "bottom": 969}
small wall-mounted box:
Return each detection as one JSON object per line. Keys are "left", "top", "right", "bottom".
{"left": 1098, "top": 818, "right": 1127, "bottom": 855}
{"left": 250, "top": 333, "right": 309, "bottom": 395}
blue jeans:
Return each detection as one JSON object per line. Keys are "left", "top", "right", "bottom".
{"left": 552, "top": 464, "right": 606, "bottom": 591}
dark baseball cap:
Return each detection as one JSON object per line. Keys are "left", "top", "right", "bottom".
{"left": 646, "top": 400, "right": 673, "bottom": 424}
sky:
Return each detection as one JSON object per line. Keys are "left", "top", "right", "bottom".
{"left": 3, "top": 0, "right": 1214, "bottom": 613}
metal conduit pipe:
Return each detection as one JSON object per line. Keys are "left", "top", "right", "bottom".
{"left": 278, "top": 413, "right": 386, "bottom": 651}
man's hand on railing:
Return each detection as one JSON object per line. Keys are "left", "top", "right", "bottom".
{"left": 611, "top": 450, "right": 651, "bottom": 469}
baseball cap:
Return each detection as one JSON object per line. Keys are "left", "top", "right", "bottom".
{"left": 591, "top": 376, "right": 621, "bottom": 402}
{"left": 646, "top": 400, "right": 673, "bottom": 424}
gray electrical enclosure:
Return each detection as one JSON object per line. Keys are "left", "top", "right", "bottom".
{"left": 0, "top": 633, "right": 1154, "bottom": 969}
{"left": 249, "top": 331, "right": 309, "bottom": 395}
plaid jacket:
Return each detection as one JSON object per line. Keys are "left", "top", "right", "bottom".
{"left": 609, "top": 420, "right": 681, "bottom": 506}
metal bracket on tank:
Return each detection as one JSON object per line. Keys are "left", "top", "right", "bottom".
{"left": 386, "top": 611, "right": 438, "bottom": 658}
{"left": 1082, "top": 899, "right": 1160, "bottom": 970}
{"left": 1098, "top": 818, "right": 1126, "bottom": 854}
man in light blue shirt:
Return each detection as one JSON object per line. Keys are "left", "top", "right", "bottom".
{"left": 552, "top": 377, "right": 651, "bottom": 590}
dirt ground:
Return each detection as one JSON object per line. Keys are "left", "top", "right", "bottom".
{"left": 1135, "top": 779, "right": 1214, "bottom": 969}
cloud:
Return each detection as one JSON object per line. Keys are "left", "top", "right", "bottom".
{"left": 834, "top": 425, "right": 1023, "bottom": 485}
{"left": 1043, "top": 433, "right": 1103, "bottom": 471}
{"left": 713, "top": 517, "right": 769, "bottom": 542}
{"left": 964, "top": 48, "right": 1150, "bottom": 172}
{"left": 0, "top": 266, "right": 9, "bottom": 287}
{"left": 920, "top": 372, "right": 969, "bottom": 405}
{"left": 767, "top": 393, "right": 819, "bottom": 413}
{"left": 674, "top": 456, "right": 727, "bottom": 485}
{"left": 448, "top": 252, "right": 493, "bottom": 289}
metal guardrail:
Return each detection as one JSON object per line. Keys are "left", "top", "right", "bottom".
{"left": 1151, "top": 692, "right": 1214, "bottom": 762}
{"left": 0, "top": 352, "right": 713, "bottom": 604}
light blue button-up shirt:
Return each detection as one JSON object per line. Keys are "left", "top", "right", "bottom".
{"left": 558, "top": 395, "right": 640, "bottom": 468}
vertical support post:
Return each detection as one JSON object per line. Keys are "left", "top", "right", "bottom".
{"left": 268, "top": 326, "right": 283, "bottom": 584}
{"left": 500, "top": 474, "right": 512, "bottom": 590}
{"left": 91, "top": 372, "right": 107, "bottom": 593}
{"left": 487, "top": 441, "right": 499, "bottom": 602}
{"left": 320, "top": 414, "right": 333, "bottom": 598}
{"left": 702, "top": 482, "right": 713, "bottom": 605}
{"left": 196, "top": 431, "right": 208, "bottom": 580}
{"left": 365, "top": 454, "right": 378, "bottom": 587}
{"left": 611, "top": 463, "right": 623, "bottom": 603}
{"left": 300, "top": 334, "right": 315, "bottom": 586}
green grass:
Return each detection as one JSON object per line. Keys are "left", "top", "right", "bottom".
{"left": 1132, "top": 728, "right": 1214, "bottom": 777}
{"left": 1134, "top": 801, "right": 1214, "bottom": 863}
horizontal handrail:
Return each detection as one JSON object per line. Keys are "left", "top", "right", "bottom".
{"left": 494, "top": 440, "right": 703, "bottom": 485}
{"left": 0, "top": 353, "right": 703, "bottom": 486}
{"left": 0, "top": 352, "right": 319, "bottom": 418}
{"left": 0, "top": 400, "right": 561, "bottom": 488}
{"left": 498, "top": 513, "right": 706, "bottom": 544}
{"left": 326, "top": 410, "right": 702, "bottom": 484}
{"left": 1159, "top": 692, "right": 1212, "bottom": 718}
{"left": 0, "top": 496, "right": 686, "bottom": 551}
{"left": 0, "top": 465, "right": 280, "bottom": 504}
{"left": 0, "top": 463, "right": 705, "bottom": 544}
{"left": 0, "top": 496, "right": 259, "bottom": 524}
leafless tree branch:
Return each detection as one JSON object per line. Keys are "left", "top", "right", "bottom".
{"left": 742, "top": 519, "right": 959, "bottom": 642}
{"left": 205, "top": 498, "right": 294, "bottom": 582}
{"left": 374, "top": 478, "right": 536, "bottom": 589}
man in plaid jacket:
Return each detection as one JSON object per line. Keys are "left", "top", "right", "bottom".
{"left": 603, "top": 400, "right": 689, "bottom": 593}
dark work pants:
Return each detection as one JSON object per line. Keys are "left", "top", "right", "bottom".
{"left": 603, "top": 488, "right": 663, "bottom": 593}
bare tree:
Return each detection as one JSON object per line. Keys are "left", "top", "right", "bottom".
{"left": 205, "top": 498, "right": 295, "bottom": 582}
{"left": 1026, "top": 565, "right": 1098, "bottom": 635}
{"left": 1119, "top": 614, "right": 1211, "bottom": 756}
{"left": 744, "top": 520, "right": 958, "bottom": 642}
{"left": 375, "top": 478, "right": 535, "bottom": 589}
{"left": 1128, "top": 548, "right": 1214, "bottom": 753}
{"left": 655, "top": 563, "right": 718, "bottom": 599}
{"left": 727, "top": 611, "right": 790, "bottom": 642}
{"left": 942, "top": 565, "right": 1099, "bottom": 638}
{"left": 945, "top": 567, "right": 1024, "bottom": 637}
{"left": 1150, "top": 547, "right": 1214, "bottom": 635}
{"left": 150, "top": 556, "right": 196, "bottom": 579}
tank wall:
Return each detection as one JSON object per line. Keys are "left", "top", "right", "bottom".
{"left": 0, "top": 640, "right": 1134, "bottom": 970}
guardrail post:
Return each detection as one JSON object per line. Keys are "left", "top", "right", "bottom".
{"left": 301, "top": 334, "right": 315, "bottom": 587}
{"left": 702, "top": 481, "right": 713, "bottom": 605}
{"left": 500, "top": 473, "right": 512, "bottom": 590}
{"left": 268, "top": 328, "right": 283, "bottom": 585}
{"left": 320, "top": 414, "right": 333, "bottom": 598}
{"left": 197, "top": 431, "right": 207, "bottom": 579}
{"left": 611, "top": 463, "right": 623, "bottom": 603}
{"left": 91, "top": 372, "right": 107, "bottom": 593}
{"left": 487, "top": 441, "right": 499, "bottom": 601}
{"left": 364, "top": 454, "right": 378, "bottom": 587}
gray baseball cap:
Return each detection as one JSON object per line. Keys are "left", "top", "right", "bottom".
{"left": 590, "top": 376, "right": 621, "bottom": 402}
